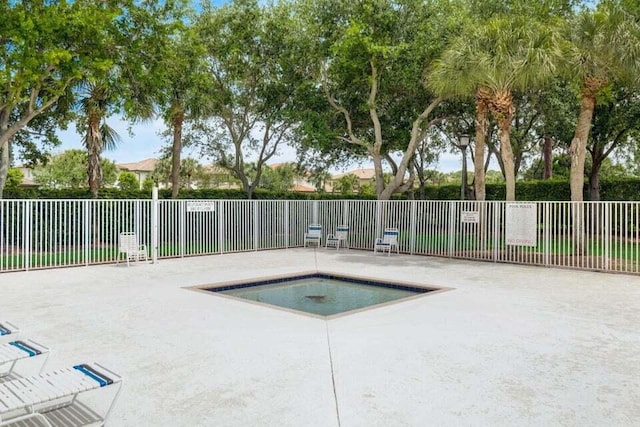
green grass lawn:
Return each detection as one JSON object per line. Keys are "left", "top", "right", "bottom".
{"left": 2, "top": 233, "right": 638, "bottom": 271}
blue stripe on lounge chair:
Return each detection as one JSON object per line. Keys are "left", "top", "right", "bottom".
{"left": 9, "top": 341, "right": 41, "bottom": 357}
{"left": 74, "top": 364, "right": 113, "bottom": 387}
{"left": 0, "top": 324, "right": 9, "bottom": 336}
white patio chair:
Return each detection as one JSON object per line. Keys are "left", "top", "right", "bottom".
{"left": 0, "top": 340, "right": 49, "bottom": 383}
{"left": 303, "top": 224, "right": 322, "bottom": 247}
{"left": 374, "top": 227, "right": 400, "bottom": 256}
{"left": 0, "top": 323, "right": 19, "bottom": 345}
{"left": 326, "top": 225, "right": 349, "bottom": 250}
{"left": 117, "top": 232, "right": 148, "bottom": 266}
{"left": 0, "top": 363, "right": 123, "bottom": 427}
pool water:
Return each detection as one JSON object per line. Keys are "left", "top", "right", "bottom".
{"left": 210, "top": 275, "right": 431, "bottom": 316}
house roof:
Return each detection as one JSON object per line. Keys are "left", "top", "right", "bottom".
{"left": 293, "top": 183, "right": 316, "bottom": 192}
{"left": 331, "top": 168, "right": 376, "bottom": 180}
{"left": 117, "top": 158, "right": 158, "bottom": 172}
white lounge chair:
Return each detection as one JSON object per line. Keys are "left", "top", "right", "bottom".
{"left": 326, "top": 225, "right": 349, "bottom": 250}
{"left": 117, "top": 232, "right": 148, "bottom": 266}
{"left": 0, "top": 363, "right": 122, "bottom": 427}
{"left": 374, "top": 227, "right": 400, "bottom": 256}
{"left": 303, "top": 224, "right": 322, "bottom": 247}
{"left": 0, "top": 340, "right": 49, "bottom": 383}
{"left": 0, "top": 323, "right": 19, "bottom": 345}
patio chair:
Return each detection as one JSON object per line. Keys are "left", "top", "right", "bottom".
{"left": 0, "top": 363, "right": 123, "bottom": 427}
{"left": 0, "top": 323, "right": 19, "bottom": 345}
{"left": 117, "top": 232, "right": 148, "bottom": 266}
{"left": 0, "top": 340, "right": 49, "bottom": 383}
{"left": 303, "top": 224, "right": 322, "bottom": 247}
{"left": 326, "top": 225, "right": 349, "bottom": 250}
{"left": 374, "top": 227, "right": 400, "bottom": 256}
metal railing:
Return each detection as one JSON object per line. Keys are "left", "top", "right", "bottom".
{"left": 2, "top": 198, "right": 639, "bottom": 274}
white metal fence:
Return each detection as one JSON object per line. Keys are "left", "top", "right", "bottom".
{"left": 1, "top": 198, "right": 639, "bottom": 274}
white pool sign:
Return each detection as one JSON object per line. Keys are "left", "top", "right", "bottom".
{"left": 186, "top": 201, "right": 216, "bottom": 212}
{"left": 505, "top": 202, "right": 537, "bottom": 247}
{"left": 461, "top": 211, "right": 479, "bottom": 223}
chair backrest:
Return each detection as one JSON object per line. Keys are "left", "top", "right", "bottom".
{"left": 336, "top": 225, "right": 349, "bottom": 239}
{"left": 307, "top": 224, "right": 322, "bottom": 236}
{"left": 119, "top": 232, "right": 140, "bottom": 252}
{"left": 382, "top": 228, "right": 399, "bottom": 244}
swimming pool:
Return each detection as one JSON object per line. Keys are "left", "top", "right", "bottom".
{"left": 196, "top": 272, "right": 444, "bottom": 318}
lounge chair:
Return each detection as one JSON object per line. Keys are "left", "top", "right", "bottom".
{"left": 0, "top": 340, "right": 49, "bottom": 383}
{"left": 117, "top": 232, "right": 148, "bottom": 266}
{"left": 0, "top": 323, "right": 19, "bottom": 345}
{"left": 326, "top": 225, "right": 349, "bottom": 250}
{"left": 0, "top": 363, "right": 122, "bottom": 427}
{"left": 303, "top": 224, "right": 322, "bottom": 247}
{"left": 374, "top": 227, "right": 400, "bottom": 256}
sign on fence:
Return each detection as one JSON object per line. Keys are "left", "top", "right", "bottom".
{"left": 461, "top": 211, "right": 479, "bottom": 223}
{"left": 186, "top": 201, "right": 216, "bottom": 212}
{"left": 505, "top": 203, "right": 537, "bottom": 246}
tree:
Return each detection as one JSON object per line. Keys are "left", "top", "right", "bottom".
{"left": 193, "top": 0, "right": 301, "bottom": 199}
{"left": 6, "top": 168, "right": 24, "bottom": 189}
{"left": 566, "top": 2, "right": 640, "bottom": 201}
{"left": 297, "top": 0, "right": 460, "bottom": 200}
{"left": 118, "top": 171, "right": 140, "bottom": 191}
{"left": 79, "top": 84, "right": 121, "bottom": 198}
{"left": 141, "top": 176, "right": 155, "bottom": 192}
{"left": 149, "top": 3, "right": 208, "bottom": 199}
{"left": 333, "top": 174, "right": 359, "bottom": 195}
{"left": 0, "top": 0, "right": 131, "bottom": 198}
{"left": 430, "top": 15, "right": 564, "bottom": 201}
{"left": 259, "top": 164, "right": 295, "bottom": 192}
{"left": 34, "top": 150, "right": 117, "bottom": 189}
{"left": 587, "top": 88, "right": 640, "bottom": 200}
{"left": 75, "top": 2, "right": 184, "bottom": 198}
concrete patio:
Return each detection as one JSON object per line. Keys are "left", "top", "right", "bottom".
{"left": 1, "top": 249, "right": 639, "bottom": 426}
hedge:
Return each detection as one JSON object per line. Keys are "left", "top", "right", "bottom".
{"left": 3, "top": 178, "right": 640, "bottom": 201}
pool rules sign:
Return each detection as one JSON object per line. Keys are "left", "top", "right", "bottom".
{"left": 505, "top": 202, "right": 537, "bottom": 247}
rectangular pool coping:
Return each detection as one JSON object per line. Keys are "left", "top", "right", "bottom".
{"left": 185, "top": 270, "right": 453, "bottom": 320}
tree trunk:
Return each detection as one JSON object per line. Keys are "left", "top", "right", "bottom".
{"left": 499, "top": 118, "right": 516, "bottom": 201}
{"left": 589, "top": 154, "right": 604, "bottom": 202}
{"left": 570, "top": 93, "right": 596, "bottom": 202}
{"left": 171, "top": 103, "right": 185, "bottom": 199}
{"left": 474, "top": 93, "right": 490, "bottom": 201}
{"left": 87, "top": 114, "right": 103, "bottom": 199}
{"left": 0, "top": 138, "right": 8, "bottom": 200}
{"left": 543, "top": 135, "right": 553, "bottom": 179}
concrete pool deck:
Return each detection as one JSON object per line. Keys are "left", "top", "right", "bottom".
{"left": 1, "top": 249, "right": 639, "bottom": 426}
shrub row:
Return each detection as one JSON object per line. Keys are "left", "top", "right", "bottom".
{"left": 4, "top": 179, "right": 640, "bottom": 201}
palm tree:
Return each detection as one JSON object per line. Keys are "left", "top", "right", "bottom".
{"left": 566, "top": 3, "right": 640, "bottom": 201}
{"left": 430, "top": 16, "right": 564, "bottom": 201}
{"left": 80, "top": 83, "right": 121, "bottom": 198}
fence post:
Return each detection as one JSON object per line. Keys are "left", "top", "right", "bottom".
{"left": 312, "top": 200, "right": 319, "bottom": 224}
{"left": 179, "top": 200, "right": 186, "bottom": 257}
{"left": 254, "top": 200, "right": 259, "bottom": 251}
{"left": 285, "top": 201, "right": 290, "bottom": 249}
{"left": 493, "top": 202, "right": 500, "bottom": 262}
{"left": 409, "top": 200, "right": 417, "bottom": 255}
{"left": 603, "top": 202, "right": 610, "bottom": 271}
{"left": 544, "top": 202, "right": 550, "bottom": 267}
{"left": 151, "top": 187, "right": 158, "bottom": 264}
{"left": 375, "top": 201, "right": 382, "bottom": 245}
{"left": 84, "top": 200, "right": 90, "bottom": 266}
{"left": 218, "top": 201, "right": 224, "bottom": 254}
{"left": 23, "top": 200, "right": 32, "bottom": 271}
{"left": 447, "top": 201, "right": 455, "bottom": 258}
